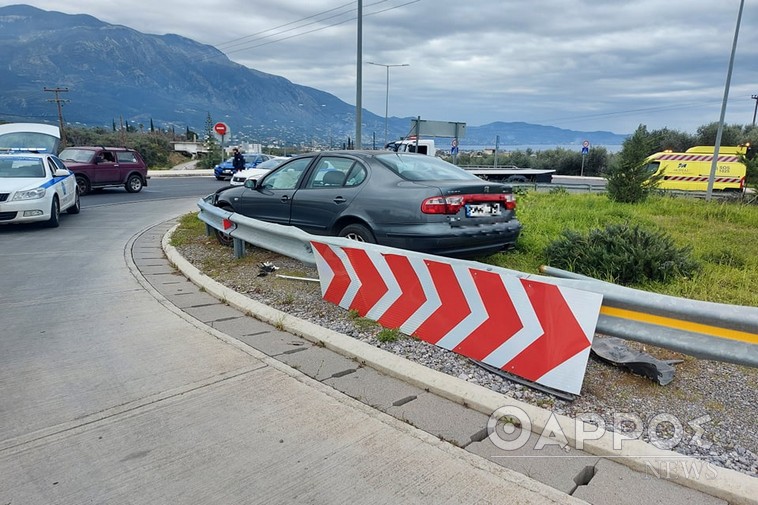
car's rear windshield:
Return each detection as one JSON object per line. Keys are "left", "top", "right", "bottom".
{"left": 375, "top": 153, "right": 479, "bottom": 181}
{"left": 0, "top": 132, "right": 58, "bottom": 154}
{"left": 0, "top": 157, "right": 46, "bottom": 178}
{"left": 59, "top": 148, "right": 94, "bottom": 163}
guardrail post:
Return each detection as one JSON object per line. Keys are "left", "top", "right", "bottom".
{"left": 205, "top": 223, "right": 214, "bottom": 237}
{"left": 233, "top": 237, "right": 245, "bottom": 259}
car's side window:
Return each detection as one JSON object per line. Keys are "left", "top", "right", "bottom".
{"left": 263, "top": 157, "right": 312, "bottom": 190}
{"left": 98, "top": 151, "right": 116, "bottom": 163}
{"left": 46, "top": 158, "right": 59, "bottom": 177}
{"left": 49, "top": 157, "right": 67, "bottom": 174}
{"left": 306, "top": 157, "right": 356, "bottom": 189}
{"left": 117, "top": 151, "right": 138, "bottom": 163}
{"left": 345, "top": 165, "right": 367, "bottom": 187}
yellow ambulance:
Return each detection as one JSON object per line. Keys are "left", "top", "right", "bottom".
{"left": 643, "top": 145, "right": 749, "bottom": 191}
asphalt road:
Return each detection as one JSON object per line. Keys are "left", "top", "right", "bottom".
{"left": 0, "top": 176, "right": 575, "bottom": 504}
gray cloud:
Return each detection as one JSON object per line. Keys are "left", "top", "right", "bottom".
{"left": 18, "top": 0, "right": 758, "bottom": 134}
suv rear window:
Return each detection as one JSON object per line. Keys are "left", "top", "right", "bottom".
{"left": 117, "top": 151, "right": 138, "bottom": 163}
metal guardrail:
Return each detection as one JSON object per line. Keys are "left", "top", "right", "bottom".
{"left": 196, "top": 197, "right": 758, "bottom": 368}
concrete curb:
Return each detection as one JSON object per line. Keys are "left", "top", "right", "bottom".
{"left": 162, "top": 227, "right": 756, "bottom": 505}
{"left": 138, "top": 225, "right": 586, "bottom": 505}
{"left": 148, "top": 169, "right": 214, "bottom": 177}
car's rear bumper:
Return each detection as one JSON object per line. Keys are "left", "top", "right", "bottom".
{"left": 378, "top": 219, "right": 522, "bottom": 258}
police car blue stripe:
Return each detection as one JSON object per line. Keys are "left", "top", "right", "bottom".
{"left": 39, "top": 173, "right": 73, "bottom": 189}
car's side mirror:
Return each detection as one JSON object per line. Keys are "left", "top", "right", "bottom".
{"left": 244, "top": 178, "right": 258, "bottom": 189}
{"left": 53, "top": 168, "right": 70, "bottom": 177}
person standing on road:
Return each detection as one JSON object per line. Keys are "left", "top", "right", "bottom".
{"left": 232, "top": 148, "right": 245, "bottom": 172}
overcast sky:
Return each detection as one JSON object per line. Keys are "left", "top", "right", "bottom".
{"left": 17, "top": 0, "right": 758, "bottom": 135}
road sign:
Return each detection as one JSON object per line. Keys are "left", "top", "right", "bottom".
{"left": 213, "top": 122, "right": 229, "bottom": 136}
{"left": 312, "top": 241, "right": 602, "bottom": 395}
{"left": 411, "top": 118, "right": 466, "bottom": 138}
{"left": 581, "top": 140, "right": 590, "bottom": 155}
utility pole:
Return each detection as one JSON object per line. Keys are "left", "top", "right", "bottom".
{"left": 355, "top": 0, "right": 363, "bottom": 149}
{"left": 706, "top": 0, "right": 744, "bottom": 202}
{"left": 44, "top": 87, "right": 69, "bottom": 147}
{"left": 751, "top": 94, "right": 758, "bottom": 127}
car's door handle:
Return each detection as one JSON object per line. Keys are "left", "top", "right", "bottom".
{"left": 280, "top": 195, "right": 290, "bottom": 202}
{"left": 333, "top": 196, "right": 346, "bottom": 204}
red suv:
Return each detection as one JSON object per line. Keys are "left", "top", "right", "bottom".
{"left": 58, "top": 147, "right": 149, "bottom": 195}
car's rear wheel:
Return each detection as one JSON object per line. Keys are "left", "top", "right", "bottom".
{"left": 338, "top": 223, "right": 376, "bottom": 243}
{"left": 67, "top": 190, "right": 81, "bottom": 214}
{"left": 75, "top": 175, "right": 90, "bottom": 195}
{"left": 125, "top": 174, "right": 143, "bottom": 193}
{"left": 46, "top": 196, "right": 60, "bottom": 228}
{"left": 214, "top": 206, "right": 235, "bottom": 247}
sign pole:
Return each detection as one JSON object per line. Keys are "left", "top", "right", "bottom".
{"left": 494, "top": 135, "right": 499, "bottom": 169}
{"left": 213, "top": 122, "right": 230, "bottom": 166}
{"left": 581, "top": 140, "right": 590, "bottom": 177}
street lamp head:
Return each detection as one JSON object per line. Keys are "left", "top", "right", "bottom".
{"left": 367, "top": 62, "right": 410, "bottom": 68}
{"left": 365, "top": 62, "right": 410, "bottom": 146}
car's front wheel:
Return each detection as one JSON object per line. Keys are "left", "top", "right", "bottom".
{"left": 45, "top": 196, "right": 60, "bottom": 228}
{"left": 338, "top": 223, "right": 376, "bottom": 243}
{"left": 125, "top": 174, "right": 143, "bottom": 193}
{"left": 67, "top": 190, "right": 81, "bottom": 214}
{"left": 75, "top": 175, "right": 90, "bottom": 195}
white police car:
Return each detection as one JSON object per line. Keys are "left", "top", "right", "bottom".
{"left": 0, "top": 152, "right": 80, "bottom": 227}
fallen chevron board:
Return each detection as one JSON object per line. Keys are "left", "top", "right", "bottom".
{"left": 312, "top": 241, "right": 603, "bottom": 395}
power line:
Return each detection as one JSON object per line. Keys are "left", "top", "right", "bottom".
{"left": 203, "top": 0, "right": 419, "bottom": 61}
{"left": 538, "top": 99, "right": 725, "bottom": 125}
{"left": 214, "top": 1, "right": 359, "bottom": 50}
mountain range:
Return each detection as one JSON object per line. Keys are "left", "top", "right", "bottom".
{"left": 0, "top": 4, "right": 628, "bottom": 148}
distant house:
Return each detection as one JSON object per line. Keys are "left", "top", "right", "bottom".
{"left": 171, "top": 141, "right": 207, "bottom": 158}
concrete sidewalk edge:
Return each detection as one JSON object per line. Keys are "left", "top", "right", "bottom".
{"left": 161, "top": 224, "right": 756, "bottom": 505}
{"left": 141, "top": 225, "right": 587, "bottom": 505}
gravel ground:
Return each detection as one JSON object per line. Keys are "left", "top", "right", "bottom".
{"left": 173, "top": 230, "right": 757, "bottom": 478}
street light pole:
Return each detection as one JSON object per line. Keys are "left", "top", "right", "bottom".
{"left": 706, "top": 0, "right": 744, "bottom": 201}
{"left": 751, "top": 94, "right": 758, "bottom": 127}
{"left": 367, "top": 62, "right": 409, "bottom": 146}
{"left": 355, "top": 0, "right": 363, "bottom": 149}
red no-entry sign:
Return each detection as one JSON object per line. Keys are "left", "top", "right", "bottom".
{"left": 213, "top": 122, "right": 228, "bottom": 136}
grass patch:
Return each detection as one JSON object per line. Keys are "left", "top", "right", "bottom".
{"left": 488, "top": 192, "right": 758, "bottom": 306}
{"left": 376, "top": 328, "right": 401, "bottom": 343}
{"left": 172, "top": 195, "right": 758, "bottom": 307}
{"left": 169, "top": 212, "right": 206, "bottom": 247}
{"left": 348, "top": 309, "right": 379, "bottom": 332}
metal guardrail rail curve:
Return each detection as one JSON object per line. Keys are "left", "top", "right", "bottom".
{"left": 196, "top": 197, "right": 758, "bottom": 368}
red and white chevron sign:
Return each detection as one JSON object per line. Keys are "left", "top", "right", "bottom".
{"left": 311, "top": 242, "right": 603, "bottom": 395}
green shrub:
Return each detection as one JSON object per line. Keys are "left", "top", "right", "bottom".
{"left": 544, "top": 223, "right": 700, "bottom": 285}
{"left": 376, "top": 328, "right": 401, "bottom": 343}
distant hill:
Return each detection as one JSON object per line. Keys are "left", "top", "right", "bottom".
{"left": 463, "top": 122, "right": 626, "bottom": 148}
{"left": 0, "top": 4, "right": 628, "bottom": 148}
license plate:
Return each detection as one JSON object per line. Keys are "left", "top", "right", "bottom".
{"left": 465, "top": 203, "right": 501, "bottom": 217}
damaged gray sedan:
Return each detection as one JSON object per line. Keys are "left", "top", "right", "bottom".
{"left": 210, "top": 150, "right": 522, "bottom": 258}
